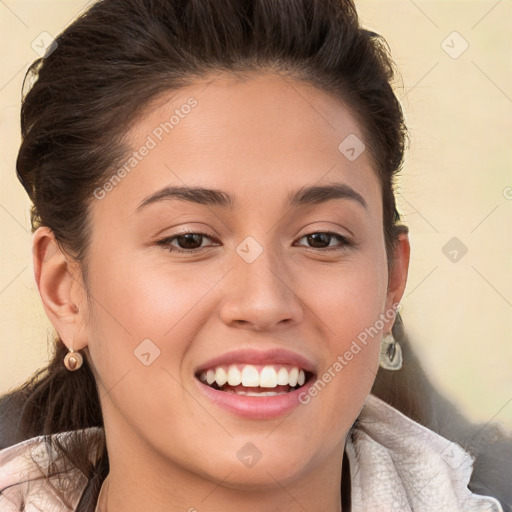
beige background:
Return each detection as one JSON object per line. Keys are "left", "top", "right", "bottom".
{"left": 1, "top": 1, "right": 511, "bottom": 431}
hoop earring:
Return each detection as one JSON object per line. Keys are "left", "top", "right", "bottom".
{"left": 63, "top": 342, "right": 83, "bottom": 371}
{"left": 379, "top": 332, "right": 402, "bottom": 371}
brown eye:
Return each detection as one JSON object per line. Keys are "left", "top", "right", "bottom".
{"left": 156, "top": 231, "right": 219, "bottom": 253}
{"left": 173, "top": 233, "right": 205, "bottom": 250}
{"left": 295, "top": 232, "right": 352, "bottom": 251}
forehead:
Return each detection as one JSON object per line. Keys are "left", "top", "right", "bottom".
{"left": 91, "top": 72, "right": 381, "bottom": 219}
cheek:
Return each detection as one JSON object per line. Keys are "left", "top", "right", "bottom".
{"left": 298, "top": 251, "right": 388, "bottom": 349}
{"left": 85, "top": 247, "right": 221, "bottom": 340}
{"left": 295, "top": 251, "right": 388, "bottom": 427}
{"left": 82, "top": 248, "right": 236, "bottom": 417}
{"left": 83, "top": 253, "right": 212, "bottom": 436}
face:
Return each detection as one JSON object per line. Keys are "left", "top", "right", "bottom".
{"left": 37, "top": 72, "right": 409, "bottom": 494}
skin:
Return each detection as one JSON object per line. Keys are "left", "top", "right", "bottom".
{"left": 33, "top": 72, "right": 410, "bottom": 512}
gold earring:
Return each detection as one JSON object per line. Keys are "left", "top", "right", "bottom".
{"left": 63, "top": 341, "right": 83, "bottom": 371}
{"left": 379, "top": 332, "right": 402, "bottom": 371}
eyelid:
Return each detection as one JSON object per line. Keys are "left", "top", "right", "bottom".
{"left": 294, "top": 231, "right": 353, "bottom": 251}
{"left": 155, "top": 229, "right": 219, "bottom": 251}
{"left": 154, "top": 228, "right": 354, "bottom": 253}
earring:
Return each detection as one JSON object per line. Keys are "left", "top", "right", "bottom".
{"left": 379, "top": 332, "right": 402, "bottom": 371}
{"left": 63, "top": 342, "right": 83, "bottom": 371}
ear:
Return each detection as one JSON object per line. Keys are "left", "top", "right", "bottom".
{"left": 32, "top": 226, "right": 88, "bottom": 350}
{"left": 383, "top": 228, "right": 410, "bottom": 331}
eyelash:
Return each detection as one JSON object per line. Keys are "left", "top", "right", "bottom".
{"left": 155, "top": 229, "right": 353, "bottom": 254}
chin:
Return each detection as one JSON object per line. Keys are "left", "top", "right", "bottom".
{"left": 195, "top": 447, "right": 316, "bottom": 489}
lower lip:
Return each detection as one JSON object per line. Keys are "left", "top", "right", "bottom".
{"left": 195, "top": 377, "right": 315, "bottom": 420}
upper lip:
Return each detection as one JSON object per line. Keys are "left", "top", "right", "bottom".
{"left": 194, "top": 347, "right": 317, "bottom": 375}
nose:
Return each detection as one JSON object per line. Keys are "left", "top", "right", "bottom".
{"left": 218, "top": 240, "right": 304, "bottom": 331}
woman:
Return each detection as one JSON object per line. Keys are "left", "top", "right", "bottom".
{"left": 0, "top": 0, "right": 509, "bottom": 510}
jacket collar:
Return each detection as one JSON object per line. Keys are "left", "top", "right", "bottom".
{"left": 345, "top": 393, "right": 504, "bottom": 511}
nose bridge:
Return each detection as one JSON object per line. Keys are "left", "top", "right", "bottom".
{"left": 219, "top": 234, "right": 303, "bottom": 329}
{"left": 239, "top": 237, "right": 286, "bottom": 293}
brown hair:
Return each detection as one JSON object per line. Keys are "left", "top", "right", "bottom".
{"left": 3, "top": 0, "right": 510, "bottom": 510}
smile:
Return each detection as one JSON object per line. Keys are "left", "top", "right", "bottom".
{"left": 193, "top": 347, "right": 317, "bottom": 419}
{"left": 196, "top": 363, "right": 313, "bottom": 396}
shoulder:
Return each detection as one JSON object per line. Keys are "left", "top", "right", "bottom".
{"left": 0, "top": 427, "right": 103, "bottom": 512}
{"left": 346, "top": 393, "right": 505, "bottom": 512}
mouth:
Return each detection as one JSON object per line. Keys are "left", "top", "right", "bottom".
{"left": 193, "top": 348, "right": 318, "bottom": 419}
{"left": 195, "top": 363, "right": 315, "bottom": 396}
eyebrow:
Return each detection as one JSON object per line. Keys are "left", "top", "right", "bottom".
{"left": 136, "top": 182, "right": 368, "bottom": 212}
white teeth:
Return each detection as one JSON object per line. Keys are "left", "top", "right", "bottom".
{"left": 227, "top": 365, "right": 242, "bottom": 386}
{"left": 200, "top": 364, "right": 309, "bottom": 389}
{"left": 215, "top": 367, "right": 228, "bottom": 387}
{"left": 259, "top": 366, "right": 278, "bottom": 388}
{"left": 276, "top": 367, "right": 289, "bottom": 385}
{"left": 241, "top": 365, "right": 260, "bottom": 387}
{"left": 288, "top": 367, "right": 299, "bottom": 387}
{"left": 206, "top": 369, "right": 216, "bottom": 385}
